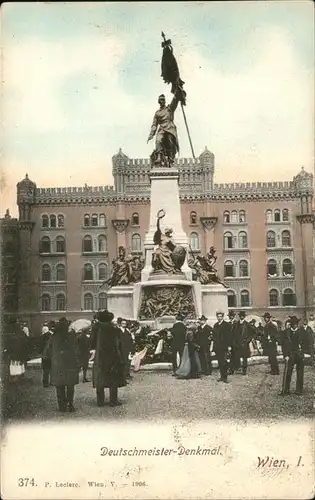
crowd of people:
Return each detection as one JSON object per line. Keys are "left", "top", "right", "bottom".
{"left": 2, "top": 310, "right": 314, "bottom": 413}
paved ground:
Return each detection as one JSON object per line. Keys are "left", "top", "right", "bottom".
{"left": 3, "top": 364, "right": 314, "bottom": 424}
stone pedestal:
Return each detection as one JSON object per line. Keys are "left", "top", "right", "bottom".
{"left": 106, "top": 285, "right": 134, "bottom": 319}
{"left": 134, "top": 278, "right": 202, "bottom": 320}
{"left": 201, "top": 284, "right": 228, "bottom": 325}
{"left": 142, "top": 167, "right": 192, "bottom": 281}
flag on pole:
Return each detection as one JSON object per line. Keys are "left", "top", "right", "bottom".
{"left": 161, "top": 32, "right": 186, "bottom": 105}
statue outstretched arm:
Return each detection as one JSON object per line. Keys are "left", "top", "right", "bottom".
{"left": 169, "top": 89, "right": 181, "bottom": 113}
{"left": 147, "top": 112, "right": 158, "bottom": 142}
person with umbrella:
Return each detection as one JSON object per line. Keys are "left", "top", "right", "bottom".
{"left": 77, "top": 328, "right": 91, "bottom": 383}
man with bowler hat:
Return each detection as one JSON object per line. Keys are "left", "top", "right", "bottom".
{"left": 170, "top": 313, "right": 187, "bottom": 375}
{"left": 196, "top": 315, "right": 213, "bottom": 375}
{"left": 212, "top": 311, "right": 232, "bottom": 383}
{"left": 236, "top": 311, "right": 254, "bottom": 375}
{"left": 262, "top": 312, "right": 279, "bottom": 375}
{"left": 280, "top": 316, "right": 311, "bottom": 396}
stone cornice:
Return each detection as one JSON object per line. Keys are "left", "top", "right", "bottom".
{"left": 200, "top": 216, "right": 218, "bottom": 230}
{"left": 296, "top": 214, "right": 314, "bottom": 224}
{"left": 112, "top": 219, "right": 129, "bottom": 233}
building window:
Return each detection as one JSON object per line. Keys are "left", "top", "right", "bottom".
{"left": 283, "top": 258, "right": 293, "bottom": 276}
{"left": 223, "top": 211, "right": 230, "bottom": 223}
{"left": 267, "top": 230, "right": 276, "bottom": 248}
{"left": 224, "top": 260, "right": 234, "bottom": 277}
{"left": 274, "top": 209, "right": 281, "bottom": 222}
{"left": 84, "top": 293, "right": 94, "bottom": 311}
{"left": 57, "top": 214, "right": 64, "bottom": 227}
{"left": 6, "top": 266, "right": 15, "bottom": 283}
{"left": 42, "top": 215, "right": 49, "bottom": 228}
{"left": 50, "top": 214, "right": 56, "bottom": 228}
{"left": 98, "top": 235, "right": 107, "bottom": 252}
{"left": 190, "top": 211, "right": 197, "bottom": 224}
{"left": 56, "top": 293, "right": 66, "bottom": 311}
{"left": 41, "top": 294, "right": 51, "bottom": 311}
{"left": 84, "top": 214, "right": 90, "bottom": 227}
{"left": 231, "top": 210, "right": 238, "bottom": 223}
{"left": 224, "top": 232, "right": 234, "bottom": 249}
{"left": 282, "top": 288, "right": 296, "bottom": 306}
{"left": 267, "top": 259, "right": 278, "bottom": 276}
{"left": 56, "top": 264, "right": 66, "bottom": 281}
{"left": 240, "top": 289, "right": 250, "bottom": 307}
{"left": 40, "top": 236, "right": 51, "bottom": 253}
{"left": 281, "top": 230, "right": 291, "bottom": 247}
{"left": 282, "top": 208, "right": 289, "bottom": 222}
{"left": 269, "top": 289, "right": 279, "bottom": 306}
{"left": 99, "top": 292, "right": 107, "bottom": 310}
{"left": 131, "top": 233, "right": 141, "bottom": 252}
{"left": 190, "top": 232, "right": 200, "bottom": 251}
{"left": 83, "top": 263, "right": 93, "bottom": 281}
{"left": 227, "top": 290, "right": 236, "bottom": 308}
{"left": 4, "top": 295, "right": 17, "bottom": 312}
{"left": 238, "top": 231, "right": 248, "bottom": 248}
{"left": 131, "top": 213, "right": 139, "bottom": 226}
{"left": 56, "top": 236, "right": 65, "bottom": 253}
{"left": 83, "top": 235, "right": 93, "bottom": 252}
{"left": 239, "top": 210, "right": 246, "bottom": 223}
{"left": 266, "top": 209, "right": 273, "bottom": 223}
{"left": 239, "top": 260, "right": 249, "bottom": 277}
{"left": 91, "top": 214, "right": 98, "bottom": 227}
{"left": 99, "top": 214, "right": 106, "bottom": 227}
{"left": 98, "top": 263, "right": 107, "bottom": 281}
{"left": 4, "top": 241, "right": 15, "bottom": 254}
{"left": 41, "top": 264, "right": 51, "bottom": 281}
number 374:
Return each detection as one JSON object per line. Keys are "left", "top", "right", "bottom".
{"left": 18, "top": 478, "right": 36, "bottom": 487}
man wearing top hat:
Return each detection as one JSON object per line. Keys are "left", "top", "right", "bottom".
{"left": 280, "top": 316, "right": 311, "bottom": 396}
{"left": 212, "top": 310, "right": 232, "bottom": 383}
{"left": 262, "top": 312, "right": 279, "bottom": 375}
{"left": 170, "top": 313, "right": 187, "bottom": 375}
{"left": 227, "top": 310, "right": 240, "bottom": 375}
{"left": 196, "top": 315, "right": 213, "bottom": 376}
{"left": 235, "top": 311, "right": 254, "bottom": 375}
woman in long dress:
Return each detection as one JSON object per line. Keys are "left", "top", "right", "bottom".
{"left": 175, "top": 326, "right": 201, "bottom": 379}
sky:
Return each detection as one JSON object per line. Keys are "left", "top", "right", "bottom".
{"left": 1, "top": 1, "right": 314, "bottom": 216}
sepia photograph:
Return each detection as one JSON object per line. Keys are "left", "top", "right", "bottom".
{"left": 1, "top": 2, "right": 314, "bottom": 499}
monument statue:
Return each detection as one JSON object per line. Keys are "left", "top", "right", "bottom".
{"left": 151, "top": 209, "right": 186, "bottom": 274}
{"left": 104, "top": 246, "right": 144, "bottom": 287}
{"left": 189, "top": 246, "right": 226, "bottom": 286}
{"left": 147, "top": 90, "right": 181, "bottom": 167}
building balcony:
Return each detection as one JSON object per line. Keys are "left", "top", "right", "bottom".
{"left": 266, "top": 247, "right": 293, "bottom": 251}
{"left": 39, "top": 252, "right": 66, "bottom": 257}
{"left": 223, "top": 247, "right": 249, "bottom": 253}
{"left": 81, "top": 225, "right": 108, "bottom": 230}
{"left": 82, "top": 251, "right": 108, "bottom": 256}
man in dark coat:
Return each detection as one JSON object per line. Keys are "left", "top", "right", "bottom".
{"left": 78, "top": 329, "right": 91, "bottom": 383}
{"left": 91, "top": 310, "right": 126, "bottom": 407}
{"left": 212, "top": 311, "right": 232, "bottom": 383}
{"left": 41, "top": 322, "right": 54, "bottom": 387}
{"left": 170, "top": 313, "right": 187, "bottom": 375}
{"left": 262, "top": 312, "right": 279, "bottom": 375}
{"left": 227, "top": 310, "right": 240, "bottom": 375}
{"left": 43, "top": 317, "right": 79, "bottom": 412}
{"left": 235, "top": 311, "right": 254, "bottom": 375}
{"left": 280, "top": 316, "right": 311, "bottom": 396}
{"left": 196, "top": 315, "right": 213, "bottom": 375}
{"left": 119, "top": 318, "right": 134, "bottom": 380}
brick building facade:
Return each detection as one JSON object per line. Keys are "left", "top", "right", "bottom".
{"left": 8, "top": 147, "right": 314, "bottom": 332}
{"left": 0, "top": 210, "right": 20, "bottom": 321}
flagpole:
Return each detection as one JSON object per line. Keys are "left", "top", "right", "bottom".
{"left": 180, "top": 102, "right": 195, "bottom": 159}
